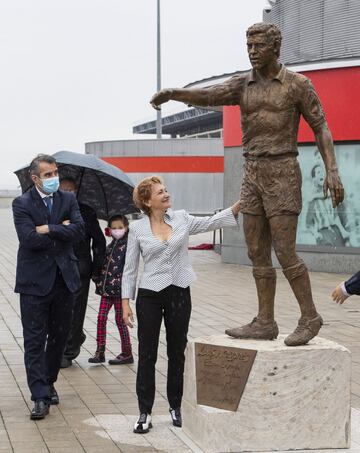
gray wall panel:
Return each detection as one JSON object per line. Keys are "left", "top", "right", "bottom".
{"left": 222, "top": 146, "right": 246, "bottom": 264}
{"left": 125, "top": 172, "right": 223, "bottom": 214}
{"left": 85, "top": 138, "right": 223, "bottom": 157}
{"left": 264, "top": 0, "right": 360, "bottom": 64}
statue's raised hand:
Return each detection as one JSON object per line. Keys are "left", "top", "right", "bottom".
{"left": 150, "top": 89, "right": 173, "bottom": 110}
{"left": 323, "top": 169, "right": 344, "bottom": 208}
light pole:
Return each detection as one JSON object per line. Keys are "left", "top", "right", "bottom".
{"left": 156, "top": 0, "right": 162, "bottom": 138}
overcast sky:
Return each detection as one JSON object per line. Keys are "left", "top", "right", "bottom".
{"left": 0, "top": 0, "right": 265, "bottom": 189}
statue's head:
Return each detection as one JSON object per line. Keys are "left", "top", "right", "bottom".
{"left": 246, "top": 23, "right": 282, "bottom": 70}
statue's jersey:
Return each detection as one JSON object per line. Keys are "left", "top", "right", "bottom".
{"left": 204, "top": 65, "right": 326, "bottom": 157}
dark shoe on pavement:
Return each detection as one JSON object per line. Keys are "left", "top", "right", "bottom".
{"left": 60, "top": 357, "right": 72, "bottom": 369}
{"left": 225, "top": 317, "right": 279, "bottom": 340}
{"left": 30, "top": 400, "right": 49, "bottom": 420}
{"left": 169, "top": 407, "right": 182, "bottom": 427}
{"left": 133, "top": 413, "right": 152, "bottom": 434}
{"left": 108, "top": 353, "right": 134, "bottom": 365}
{"left": 88, "top": 346, "right": 105, "bottom": 363}
{"left": 284, "top": 314, "right": 323, "bottom": 347}
{"left": 49, "top": 385, "right": 59, "bottom": 405}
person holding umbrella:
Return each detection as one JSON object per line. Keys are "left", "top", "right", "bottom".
{"left": 121, "top": 175, "right": 241, "bottom": 433}
{"left": 59, "top": 176, "right": 106, "bottom": 368}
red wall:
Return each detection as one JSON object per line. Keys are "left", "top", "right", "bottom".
{"left": 102, "top": 156, "right": 224, "bottom": 173}
{"left": 223, "top": 66, "right": 360, "bottom": 147}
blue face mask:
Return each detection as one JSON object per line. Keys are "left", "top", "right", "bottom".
{"left": 41, "top": 176, "right": 60, "bottom": 194}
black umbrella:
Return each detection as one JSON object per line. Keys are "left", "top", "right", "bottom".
{"left": 15, "top": 150, "right": 139, "bottom": 220}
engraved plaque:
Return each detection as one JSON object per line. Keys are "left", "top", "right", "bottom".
{"left": 195, "top": 343, "right": 257, "bottom": 411}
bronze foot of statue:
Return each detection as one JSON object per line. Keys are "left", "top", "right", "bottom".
{"left": 225, "top": 317, "right": 279, "bottom": 340}
{"left": 284, "top": 313, "right": 323, "bottom": 347}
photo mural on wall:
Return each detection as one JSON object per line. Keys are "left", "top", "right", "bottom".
{"left": 297, "top": 144, "right": 360, "bottom": 248}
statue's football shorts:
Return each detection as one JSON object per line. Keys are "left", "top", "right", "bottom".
{"left": 239, "top": 156, "right": 302, "bottom": 218}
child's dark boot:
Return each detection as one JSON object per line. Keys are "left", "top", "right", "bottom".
{"left": 88, "top": 345, "right": 105, "bottom": 363}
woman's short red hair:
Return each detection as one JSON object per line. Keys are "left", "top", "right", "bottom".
{"left": 133, "top": 175, "right": 163, "bottom": 216}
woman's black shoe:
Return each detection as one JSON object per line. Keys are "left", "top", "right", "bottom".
{"left": 133, "top": 413, "right": 152, "bottom": 433}
{"left": 169, "top": 407, "right": 182, "bottom": 427}
{"left": 30, "top": 400, "right": 49, "bottom": 420}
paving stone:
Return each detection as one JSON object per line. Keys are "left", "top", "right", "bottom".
{"left": 10, "top": 441, "right": 49, "bottom": 453}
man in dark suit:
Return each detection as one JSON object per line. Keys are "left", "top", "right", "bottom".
{"left": 12, "top": 154, "right": 85, "bottom": 420}
{"left": 59, "top": 176, "right": 106, "bottom": 368}
{"left": 332, "top": 272, "right": 360, "bottom": 304}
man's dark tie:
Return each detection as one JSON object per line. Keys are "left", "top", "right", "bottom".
{"left": 44, "top": 196, "right": 53, "bottom": 214}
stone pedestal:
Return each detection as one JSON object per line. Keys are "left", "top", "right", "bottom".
{"left": 183, "top": 335, "right": 351, "bottom": 452}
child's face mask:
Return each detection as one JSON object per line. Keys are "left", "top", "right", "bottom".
{"left": 110, "top": 228, "right": 126, "bottom": 240}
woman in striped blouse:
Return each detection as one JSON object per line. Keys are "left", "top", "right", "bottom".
{"left": 121, "top": 175, "right": 240, "bottom": 434}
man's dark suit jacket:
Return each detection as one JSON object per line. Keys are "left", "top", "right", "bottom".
{"left": 12, "top": 186, "right": 85, "bottom": 296}
{"left": 345, "top": 271, "right": 360, "bottom": 296}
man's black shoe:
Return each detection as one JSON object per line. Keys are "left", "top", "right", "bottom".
{"left": 49, "top": 385, "right": 59, "bottom": 405}
{"left": 60, "top": 357, "right": 72, "bottom": 368}
{"left": 30, "top": 400, "right": 49, "bottom": 420}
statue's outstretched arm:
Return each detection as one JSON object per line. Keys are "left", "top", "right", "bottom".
{"left": 150, "top": 75, "right": 243, "bottom": 110}
{"left": 150, "top": 88, "right": 212, "bottom": 110}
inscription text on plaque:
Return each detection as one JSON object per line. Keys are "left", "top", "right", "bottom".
{"left": 195, "top": 343, "right": 257, "bottom": 411}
